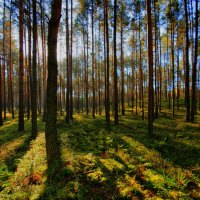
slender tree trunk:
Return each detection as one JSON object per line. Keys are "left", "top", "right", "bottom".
{"left": 9, "top": 2, "right": 14, "bottom": 118}
{"left": 120, "top": 10, "right": 125, "bottom": 116}
{"left": 3, "top": 0, "right": 6, "bottom": 120}
{"left": 18, "top": 0, "right": 24, "bottom": 131}
{"left": 86, "top": 21, "right": 89, "bottom": 115}
{"left": 138, "top": 10, "right": 144, "bottom": 119}
{"left": 114, "top": 0, "right": 118, "bottom": 124}
{"left": 27, "top": 0, "right": 32, "bottom": 121}
{"left": 0, "top": 60, "right": 3, "bottom": 126}
{"left": 154, "top": 0, "right": 158, "bottom": 119}
{"left": 184, "top": 0, "right": 190, "bottom": 122}
{"left": 131, "top": 47, "right": 135, "bottom": 114}
{"left": 40, "top": 0, "right": 47, "bottom": 122}
{"left": 147, "top": 0, "right": 154, "bottom": 136}
{"left": 69, "top": 0, "right": 73, "bottom": 120}
{"left": 104, "top": 0, "right": 110, "bottom": 129}
{"left": 32, "top": 0, "right": 38, "bottom": 138}
{"left": 177, "top": 49, "right": 180, "bottom": 111}
{"left": 92, "top": 0, "right": 95, "bottom": 118}
{"left": 191, "top": 0, "right": 198, "bottom": 122}
{"left": 45, "top": 0, "right": 62, "bottom": 173}
{"left": 66, "top": 0, "right": 70, "bottom": 123}
{"left": 170, "top": 0, "right": 175, "bottom": 118}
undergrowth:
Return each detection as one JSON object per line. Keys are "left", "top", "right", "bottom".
{"left": 0, "top": 105, "right": 200, "bottom": 200}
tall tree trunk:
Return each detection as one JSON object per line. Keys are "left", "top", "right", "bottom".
{"left": 114, "top": 0, "right": 118, "bottom": 124}
{"left": 66, "top": 0, "right": 70, "bottom": 122}
{"left": 91, "top": 0, "right": 95, "bottom": 118}
{"left": 131, "top": 47, "right": 135, "bottom": 114}
{"left": 138, "top": 9, "right": 144, "bottom": 120}
{"left": 69, "top": 0, "right": 73, "bottom": 120}
{"left": 104, "top": 0, "right": 110, "bottom": 129}
{"left": 120, "top": 8, "right": 125, "bottom": 116}
{"left": 184, "top": 0, "right": 190, "bottom": 122}
{"left": 0, "top": 60, "right": 3, "bottom": 126}
{"left": 191, "top": 0, "right": 198, "bottom": 122}
{"left": 9, "top": 1, "right": 14, "bottom": 118}
{"left": 86, "top": 20, "right": 89, "bottom": 115}
{"left": 32, "top": 0, "right": 38, "bottom": 138}
{"left": 170, "top": 0, "right": 175, "bottom": 118}
{"left": 45, "top": 0, "right": 62, "bottom": 174}
{"left": 177, "top": 48, "right": 180, "bottom": 111}
{"left": 154, "top": 0, "right": 158, "bottom": 119}
{"left": 3, "top": 0, "right": 6, "bottom": 120}
{"left": 18, "top": 0, "right": 24, "bottom": 131}
{"left": 27, "top": 0, "right": 32, "bottom": 121}
{"left": 147, "top": 0, "right": 154, "bottom": 136}
{"left": 40, "top": 0, "right": 47, "bottom": 122}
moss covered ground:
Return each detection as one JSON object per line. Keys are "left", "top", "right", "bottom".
{"left": 0, "top": 103, "right": 200, "bottom": 199}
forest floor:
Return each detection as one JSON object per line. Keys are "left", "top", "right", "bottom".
{"left": 0, "top": 102, "right": 200, "bottom": 200}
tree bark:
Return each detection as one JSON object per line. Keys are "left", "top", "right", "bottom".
{"left": 45, "top": 0, "right": 62, "bottom": 174}
{"left": 104, "top": 0, "right": 110, "bottom": 129}
{"left": 184, "top": 0, "right": 190, "bottom": 122}
{"left": 114, "top": 0, "right": 118, "bottom": 124}
{"left": 18, "top": 0, "right": 24, "bottom": 131}
{"left": 32, "top": 0, "right": 38, "bottom": 138}
{"left": 191, "top": 0, "right": 198, "bottom": 122}
{"left": 147, "top": 0, "right": 154, "bottom": 136}
{"left": 0, "top": 60, "right": 3, "bottom": 126}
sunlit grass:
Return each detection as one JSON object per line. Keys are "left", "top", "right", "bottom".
{"left": 0, "top": 103, "right": 200, "bottom": 199}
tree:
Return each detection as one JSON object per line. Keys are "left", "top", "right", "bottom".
{"left": 184, "top": 0, "right": 190, "bottom": 122}
{"left": 120, "top": 1, "right": 125, "bottom": 116}
{"left": 91, "top": 0, "right": 95, "bottom": 118}
{"left": 45, "top": 0, "right": 62, "bottom": 175}
{"left": 0, "top": 60, "right": 3, "bottom": 126}
{"left": 31, "top": 0, "right": 38, "bottom": 138}
{"left": 9, "top": 0, "right": 14, "bottom": 119}
{"left": 147, "top": 0, "right": 154, "bottom": 136}
{"left": 104, "top": 0, "right": 110, "bottom": 129}
{"left": 18, "top": 0, "right": 24, "bottom": 132}
{"left": 191, "top": 0, "right": 198, "bottom": 122}
{"left": 113, "top": 0, "right": 118, "bottom": 125}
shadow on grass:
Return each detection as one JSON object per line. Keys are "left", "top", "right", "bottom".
{"left": 38, "top": 110, "right": 200, "bottom": 199}
{"left": 4, "top": 135, "right": 33, "bottom": 172}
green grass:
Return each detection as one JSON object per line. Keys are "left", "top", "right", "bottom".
{"left": 0, "top": 104, "right": 200, "bottom": 199}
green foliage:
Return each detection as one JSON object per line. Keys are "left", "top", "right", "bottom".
{"left": 0, "top": 107, "right": 200, "bottom": 199}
